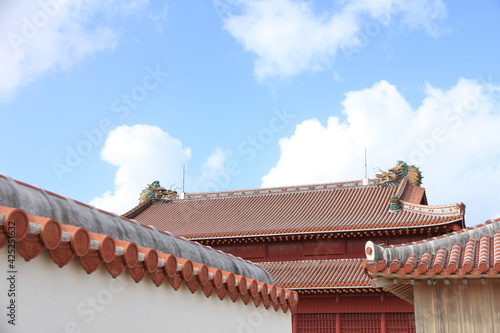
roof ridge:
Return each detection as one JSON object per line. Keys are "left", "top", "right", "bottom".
{"left": 394, "top": 177, "right": 408, "bottom": 198}
{"left": 177, "top": 178, "right": 381, "bottom": 201}
{"left": 123, "top": 178, "right": 383, "bottom": 218}
{"left": 122, "top": 197, "right": 153, "bottom": 218}
{"left": 0, "top": 174, "right": 268, "bottom": 274}
{"left": 386, "top": 217, "right": 498, "bottom": 249}
{"left": 400, "top": 201, "right": 465, "bottom": 217}
{"left": 365, "top": 217, "right": 500, "bottom": 264}
{"left": 0, "top": 205, "right": 298, "bottom": 313}
{"left": 260, "top": 258, "right": 365, "bottom": 264}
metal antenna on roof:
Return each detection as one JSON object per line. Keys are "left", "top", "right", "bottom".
{"left": 362, "top": 148, "right": 369, "bottom": 186}
{"left": 178, "top": 164, "right": 186, "bottom": 200}
{"left": 364, "top": 147, "right": 367, "bottom": 179}
{"left": 182, "top": 164, "right": 186, "bottom": 193}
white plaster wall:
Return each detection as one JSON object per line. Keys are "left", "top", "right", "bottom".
{"left": 0, "top": 247, "right": 292, "bottom": 333}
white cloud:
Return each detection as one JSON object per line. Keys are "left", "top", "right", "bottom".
{"left": 90, "top": 124, "right": 191, "bottom": 215}
{"left": 262, "top": 78, "right": 500, "bottom": 225}
{"left": 0, "top": 0, "right": 151, "bottom": 102}
{"left": 222, "top": 0, "right": 446, "bottom": 80}
{"left": 148, "top": 3, "right": 169, "bottom": 33}
{"left": 190, "top": 147, "right": 232, "bottom": 193}
{"left": 89, "top": 125, "right": 234, "bottom": 214}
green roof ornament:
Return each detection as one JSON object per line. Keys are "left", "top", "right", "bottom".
{"left": 389, "top": 196, "right": 401, "bottom": 212}
{"left": 139, "top": 181, "right": 178, "bottom": 203}
{"left": 376, "top": 161, "right": 423, "bottom": 187}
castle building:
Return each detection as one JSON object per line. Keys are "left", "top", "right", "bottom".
{"left": 125, "top": 162, "right": 466, "bottom": 332}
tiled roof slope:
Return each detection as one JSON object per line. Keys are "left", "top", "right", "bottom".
{"left": 363, "top": 218, "right": 500, "bottom": 304}
{"left": 126, "top": 178, "right": 464, "bottom": 239}
{"left": 0, "top": 205, "right": 297, "bottom": 313}
{"left": 260, "top": 258, "right": 371, "bottom": 290}
{"left": 364, "top": 218, "right": 500, "bottom": 278}
{"left": 0, "top": 175, "right": 272, "bottom": 283}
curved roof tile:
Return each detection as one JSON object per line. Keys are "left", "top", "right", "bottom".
{"left": 260, "top": 258, "right": 371, "bottom": 289}
{"left": 126, "top": 179, "right": 464, "bottom": 239}
{"left": 363, "top": 217, "right": 500, "bottom": 304}
{"left": 0, "top": 175, "right": 272, "bottom": 284}
{"left": 0, "top": 205, "right": 298, "bottom": 313}
{"left": 364, "top": 217, "right": 500, "bottom": 278}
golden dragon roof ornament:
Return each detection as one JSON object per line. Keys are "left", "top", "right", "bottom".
{"left": 139, "top": 181, "right": 178, "bottom": 203}
{"left": 376, "top": 161, "right": 423, "bottom": 187}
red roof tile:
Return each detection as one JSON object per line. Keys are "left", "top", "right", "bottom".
{"left": 260, "top": 259, "right": 371, "bottom": 289}
{"left": 399, "top": 181, "right": 427, "bottom": 205}
{"left": 0, "top": 205, "right": 298, "bottom": 313}
{"left": 127, "top": 179, "right": 464, "bottom": 239}
{"left": 0, "top": 174, "right": 300, "bottom": 313}
{"left": 0, "top": 174, "right": 271, "bottom": 282}
{"left": 364, "top": 218, "right": 500, "bottom": 278}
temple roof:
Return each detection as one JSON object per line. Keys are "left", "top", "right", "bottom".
{"left": 260, "top": 258, "right": 371, "bottom": 290}
{"left": 363, "top": 217, "right": 500, "bottom": 303}
{"left": 125, "top": 178, "right": 465, "bottom": 239}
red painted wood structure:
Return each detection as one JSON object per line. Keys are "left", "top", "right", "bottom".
{"left": 125, "top": 177, "right": 465, "bottom": 332}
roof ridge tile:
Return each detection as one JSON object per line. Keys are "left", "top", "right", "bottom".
{"left": 0, "top": 205, "right": 298, "bottom": 314}
{"left": 364, "top": 217, "right": 500, "bottom": 280}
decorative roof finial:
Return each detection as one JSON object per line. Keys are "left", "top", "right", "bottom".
{"left": 389, "top": 196, "right": 401, "bottom": 212}
{"left": 139, "top": 181, "right": 178, "bottom": 203}
{"left": 376, "top": 161, "right": 423, "bottom": 187}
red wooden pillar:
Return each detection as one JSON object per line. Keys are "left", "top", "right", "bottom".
{"left": 381, "top": 313, "right": 387, "bottom": 333}
{"left": 336, "top": 313, "right": 341, "bottom": 332}
{"left": 292, "top": 314, "right": 298, "bottom": 333}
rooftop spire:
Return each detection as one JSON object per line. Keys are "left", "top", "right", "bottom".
{"left": 362, "top": 147, "right": 369, "bottom": 185}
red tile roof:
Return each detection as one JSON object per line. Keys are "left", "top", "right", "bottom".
{"left": 260, "top": 258, "right": 371, "bottom": 290}
{"left": 0, "top": 174, "right": 271, "bottom": 282}
{"left": 399, "top": 181, "right": 427, "bottom": 205}
{"left": 364, "top": 218, "right": 500, "bottom": 278}
{"left": 0, "top": 175, "right": 299, "bottom": 313}
{"left": 126, "top": 178, "right": 464, "bottom": 239}
{"left": 0, "top": 204, "right": 297, "bottom": 313}
{"left": 363, "top": 217, "right": 500, "bottom": 303}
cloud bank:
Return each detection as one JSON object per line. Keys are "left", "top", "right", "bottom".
{"left": 222, "top": 0, "right": 446, "bottom": 80}
{"left": 262, "top": 78, "right": 500, "bottom": 225}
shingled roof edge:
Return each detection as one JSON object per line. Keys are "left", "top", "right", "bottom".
{"left": 185, "top": 218, "right": 465, "bottom": 241}
{"left": 289, "top": 286, "right": 375, "bottom": 290}
{"left": 122, "top": 197, "right": 153, "bottom": 219}
{"left": 127, "top": 175, "right": 465, "bottom": 239}
{"left": 0, "top": 205, "right": 298, "bottom": 313}
{"left": 0, "top": 174, "right": 273, "bottom": 284}
{"left": 365, "top": 217, "right": 500, "bottom": 264}
{"left": 124, "top": 178, "right": 382, "bottom": 219}
{"left": 362, "top": 218, "right": 500, "bottom": 304}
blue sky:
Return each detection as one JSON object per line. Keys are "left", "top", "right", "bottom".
{"left": 1, "top": 0, "right": 500, "bottom": 227}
